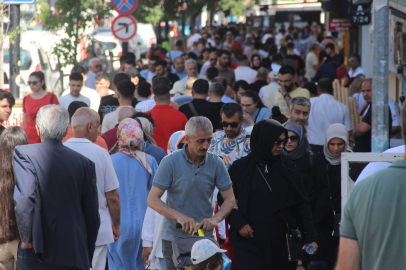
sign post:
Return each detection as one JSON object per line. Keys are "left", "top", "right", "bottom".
{"left": 110, "top": 0, "right": 138, "bottom": 56}
{"left": 4, "top": 0, "right": 36, "bottom": 98}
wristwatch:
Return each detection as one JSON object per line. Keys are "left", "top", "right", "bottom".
{"left": 283, "top": 92, "right": 290, "bottom": 99}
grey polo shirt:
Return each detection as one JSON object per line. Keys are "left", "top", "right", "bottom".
{"left": 153, "top": 146, "right": 232, "bottom": 241}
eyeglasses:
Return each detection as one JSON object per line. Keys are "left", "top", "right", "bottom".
{"left": 241, "top": 103, "right": 254, "bottom": 108}
{"left": 275, "top": 139, "right": 288, "bottom": 146}
{"left": 221, "top": 121, "right": 239, "bottom": 128}
{"left": 177, "top": 142, "right": 185, "bottom": 149}
{"left": 27, "top": 81, "right": 40, "bottom": 86}
{"left": 287, "top": 135, "right": 300, "bottom": 142}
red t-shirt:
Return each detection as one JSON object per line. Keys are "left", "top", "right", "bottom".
{"left": 147, "top": 105, "right": 188, "bottom": 154}
{"left": 23, "top": 92, "right": 59, "bottom": 144}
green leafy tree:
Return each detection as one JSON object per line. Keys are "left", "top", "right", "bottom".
{"left": 37, "top": 0, "right": 111, "bottom": 67}
{"left": 218, "top": 0, "right": 253, "bottom": 17}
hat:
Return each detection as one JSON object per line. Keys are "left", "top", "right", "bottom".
{"left": 269, "top": 70, "right": 279, "bottom": 80}
{"left": 191, "top": 239, "right": 226, "bottom": 265}
{"left": 170, "top": 80, "right": 186, "bottom": 95}
{"left": 226, "top": 31, "right": 233, "bottom": 36}
{"left": 245, "top": 33, "right": 253, "bottom": 39}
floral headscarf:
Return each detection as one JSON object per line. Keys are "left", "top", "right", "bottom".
{"left": 110, "top": 118, "right": 153, "bottom": 174}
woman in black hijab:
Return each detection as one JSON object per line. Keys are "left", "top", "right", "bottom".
{"left": 219, "top": 119, "right": 318, "bottom": 269}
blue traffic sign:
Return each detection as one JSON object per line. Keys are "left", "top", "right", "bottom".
{"left": 4, "top": 0, "right": 36, "bottom": 4}
{"left": 111, "top": 0, "right": 138, "bottom": 15}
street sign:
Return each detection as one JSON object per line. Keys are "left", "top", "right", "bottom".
{"left": 111, "top": 0, "right": 138, "bottom": 15}
{"left": 350, "top": 3, "right": 371, "bottom": 25}
{"left": 3, "top": 0, "right": 35, "bottom": 4}
{"left": 111, "top": 15, "right": 137, "bottom": 42}
{"left": 329, "top": 19, "right": 357, "bottom": 32}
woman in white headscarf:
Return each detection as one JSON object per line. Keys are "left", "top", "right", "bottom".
{"left": 167, "top": 130, "right": 186, "bottom": 154}
{"left": 308, "top": 123, "right": 351, "bottom": 270}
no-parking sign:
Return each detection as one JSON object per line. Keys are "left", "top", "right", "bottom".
{"left": 111, "top": 0, "right": 138, "bottom": 15}
{"left": 111, "top": 16, "right": 138, "bottom": 41}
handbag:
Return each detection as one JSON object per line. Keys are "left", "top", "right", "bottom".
{"left": 256, "top": 164, "right": 303, "bottom": 262}
{"left": 326, "top": 163, "right": 341, "bottom": 238}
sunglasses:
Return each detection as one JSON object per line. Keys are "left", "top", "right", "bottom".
{"left": 177, "top": 142, "right": 185, "bottom": 149}
{"left": 221, "top": 121, "right": 239, "bottom": 128}
{"left": 275, "top": 139, "right": 288, "bottom": 146}
{"left": 287, "top": 135, "right": 300, "bottom": 142}
{"left": 27, "top": 81, "right": 40, "bottom": 86}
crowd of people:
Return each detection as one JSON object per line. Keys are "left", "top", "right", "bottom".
{"left": 0, "top": 21, "right": 404, "bottom": 270}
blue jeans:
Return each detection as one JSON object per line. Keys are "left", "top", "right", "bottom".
{"left": 311, "top": 261, "right": 331, "bottom": 270}
{"left": 16, "top": 242, "right": 80, "bottom": 270}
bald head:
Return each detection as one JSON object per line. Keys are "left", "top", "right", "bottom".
{"left": 118, "top": 107, "right": 136, "bottom": 123}
{"left": 257, "top": 67, "right": 268, "bottom": 80}
{"left": 71, "top": 108, "right": 100, "bottom": 142}
{"left": 97, "top": 86, "right": 110, "bottom": 98}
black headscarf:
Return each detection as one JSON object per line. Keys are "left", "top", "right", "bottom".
{"left": 250, "top": 119, "right": 288, "bottom": 164}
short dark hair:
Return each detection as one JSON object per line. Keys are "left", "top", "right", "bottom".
{"left": 302, "top": 82, "right": 318, "bottom": 97}
{"left": 191, "top": 252, "right": 223, "bottom": 270}
{"left": 234, "top": 80, "right": 249, "bottom": 92}
{"left": 209, "top": 82, "right": 225, "bottom": 97}
{"left": 71, "top": 65, "right": 86, "bottom": 75}
{"left": 113, "top": 72, "right": 131, "bottom": 87}
{"left": 349, "top": 53, "right": 361, "bottom": 63}
{"left": 317, "top": 78, "right": 333, "bottom": 94}
{"left": 218, "top": 50, "right": 231, "bottom": 58}
{"left": 241, "top": 90, "right": 265, "bottom": 109}
{"left": 220, "top": 103, "right": 243, "bottom": 120}
{"left": 126, "top": 52, "right": 136, "bottom": 60}
{"left": 253, "top": 41, "right": 262, "bottom": 50}
{"left": 117, "top": 80, "right": 136, "bottom": 99}
{"left": 287, "top": 42, "right": 294, "bottom": 50}
{"left": 0, "top": 89, "right": 15, "bottom": 107}
{"left": 69, "top": 72, "right": 83, "bottom": 82}
{"left": 261, "top": 58, "right": 271, "bottom": 69}
{"left": 137, "top": 82, "right": 151, "bottom": 98}
{"left": 175, "top": 40, "right": 183, "bottom": 47}
{"left": 326, "top": 43, "right": 335, "bottom": 51}
{"left": 154, "top": 59, "right": 168, "bottom": 68}
{"left": 124, "top": 58, "right": 136, "bottom": 66}
{"left": 150, "top": 55, "right": 160, "bottom": 62}
{"left": 272, "top": 53, "right": 283, "bottom": 62}
{"left": 152, "top": 76, "right": 171, "bottom": 91}
{"left": 206, "top": 67, "right": 219, "bottom": 81}
{"left": 68, "top": 101, "right": 88, "bottom": 120}
{"left": 187, "top": 52, "right": 198, "bottom": 60}
{"left": 192, "top": 79, "right": 209, "bottom": 95}
{"left": 332, "top": 54, "right": 343, "bottom": 65}
{"left": 95, "top": 71, "right": 110, "bottom": 82}
{"left": 212, "top": 77, "right": 227, "bottom": 89}
{"left": 154, "top": 85, "right": 170, "bottom": 97}
{"left": 237, "top": 54, "right": 248, "bottom": 63}
{"left": 120, "top": 54, "right": 129, "bottom": 63}
{"left": 278, "top": 65, "right": 296, "bottom": 76}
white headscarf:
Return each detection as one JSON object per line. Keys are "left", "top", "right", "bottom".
{"left": 323, "top": 123, "right": 351, "bottom": 165}
{"left": 167, "top": 131, "right": 186, "bottom": 154}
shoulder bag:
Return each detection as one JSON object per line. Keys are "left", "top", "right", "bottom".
{"left": 188, "top": 102, "right": 199, "bottom": 117}
{"left": 256, "top": 164, "right": 303, "bottom": 262}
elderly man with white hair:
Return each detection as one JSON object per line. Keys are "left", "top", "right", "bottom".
{"left": 85, "top": 57, "right": 102, "bottom": 90}
{"left": 147, "top": 116, "right": 236, "bottom": 270}
{"left": 180, "top": 59, "right": 206, "bottom": 83}
{"left": 64, "top": 107, "right": 121, "bottom": 270}
{"left": 13, "top": 105, "right": 100, "bottom": 270}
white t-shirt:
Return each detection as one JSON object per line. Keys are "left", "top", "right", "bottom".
{"left": 62, "top": 86, "right": 101, "bottom": 112}
{"left": 101, "top": 105, "right": 133, "bottom": 133}
{"left": 348, "top": 66, "right": 364, "bottom": 78}
{"left": 58, "top": 94, "right": 90, "bottom": 110}
{"left": 234, "top": 66, "right": 258, "bottom": 84}
{"left": 307, "top": 94, "right": 353, "bottom": 145}
{"left": 305, "top": 52, "right": 318, "bottom": 79}
{"left": 135, "top": 96, "right": 156, "bottom": 113}
{"left": 64, "top": 138, "right": 119, "bottom": 246}
{"left": 356, "top": 145, "right": 405, "bottom": 184}
{"left": 271, "top": 64, "right": 281, "bottom": 73}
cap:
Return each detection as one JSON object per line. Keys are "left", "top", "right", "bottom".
{"left": 126, "top": 67, "right": 139, "bottom": 77}
{"left": 170, "top": 80, "right": 187, "bottom": 95}
{"left": 245, "top": 33, "right": 253, "bottom": 38}
{"left": 191, "top": 239, "right": 226, "bottom": 265}
{"left": 269, "top": 70, "right": 279, "bottom": 80}
{"left": 226, "top": 31, "right": 233, "bottom": 36}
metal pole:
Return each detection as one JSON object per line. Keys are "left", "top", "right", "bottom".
{"left": 371, "top": 0, "right": 389, "bottom": 152}
{"left": 122, "top": 42, "right": 128, "bottom": 55}
{"left": 9, "top": 4, "right": 20, "bottom": 98}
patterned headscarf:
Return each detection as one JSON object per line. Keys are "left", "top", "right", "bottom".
{"left": 110, "top": 118, "right": 153, "bottom": 174}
